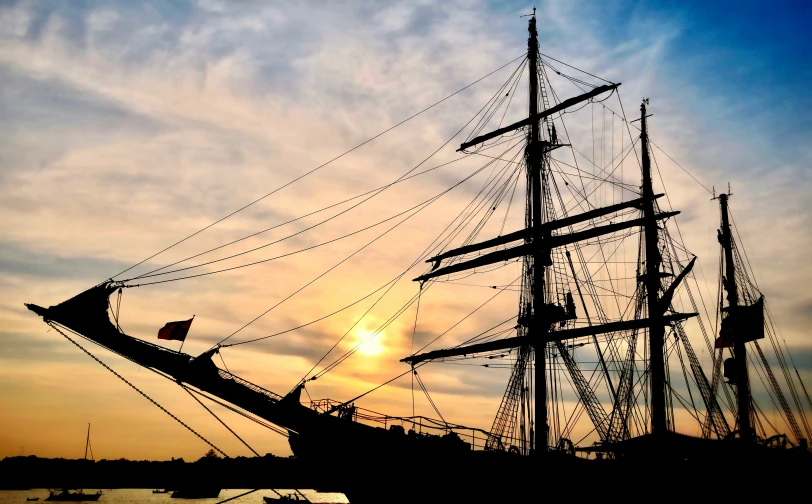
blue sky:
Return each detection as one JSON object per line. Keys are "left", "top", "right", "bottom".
{"left": 1, "top": 0, "right": 810, "bottom": 459}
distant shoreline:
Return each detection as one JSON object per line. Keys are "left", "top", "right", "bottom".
{"left": 0, "top": 455, "right": 331, "bottom": 490}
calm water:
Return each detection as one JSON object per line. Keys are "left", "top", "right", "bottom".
{"left": 0, "top": 489, "right": 349, "bottom": 503}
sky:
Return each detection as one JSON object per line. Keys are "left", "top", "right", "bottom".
{"left": 1, "top": 0, "right": 811, "bottom": 461}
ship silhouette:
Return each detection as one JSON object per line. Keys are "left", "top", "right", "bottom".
{"left": 26, "top": 11, "right": 812, "bottom": 503}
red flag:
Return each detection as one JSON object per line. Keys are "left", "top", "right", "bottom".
{"left": 158, "top": 317, "right": 194, "bottom": 341}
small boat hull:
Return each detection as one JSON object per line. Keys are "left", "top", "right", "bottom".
{"left": 170, "top": 489, "right": 221, "bottom": 499}
{"left": 44, "top": 491, "right": 102, "bottom": 502}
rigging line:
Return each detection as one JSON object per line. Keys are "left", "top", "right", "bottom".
{"left": 307, "top": 281, "right": 426, "bottom": 381}
{"left": 186, "top": 386, "right": 289, "bottom": 437}
{"left": 133, "top": 143, "right": 522, "bottom": 283}
{"left": 297, "top": 160, "right": 518, "bottom": 380}
{"left": 215, "top": 155, "right": 518, "bottom": 350}
{"left": 568, "top": 138, "right": 636, "bottom": 187}
{"left": 648, "top": 141, "right": 713, "bottom": 195}
{"left": 137, "top": 123, "right": 516, "bottom": 281}
{"left": 438, "top": 316, "right": 517, "bottom": 348}
{"left": 432, "top": 156, "right": 523, "bottom": 260}
{"left": 413, "top": 274, "right": 522, "bottom": 356}
{"left": 551, "top": 157, "right": 638, "bottom": 188}
{"left": 410, "top": 284, "right": 423, "bottom": 355}
{"left": 49, "top": 322, "right": 229, "bottom": 457}
{"left": 301, "top": 145, "right": 524, "bottom": 383}
{"left": 225, "top": 277, "right": 399, "bottom": 347}
{"left": 468, "top": 68, "right": 525, "bottom": 141}
{"left": 556, "top": 138, "right": 641, "bottom": 214}
{"left": 180, "top": 384, "right": 260, "bottom": 457}
{"left": 414, "top": 370, "right": 446, "bottom": 424}
{"left": 614, "top": 90, "right": 642, "bottom": 173}
{"left": 541, "top": 71, "right": 598, "bottom": 216}
{"left": 135, "top": 127, "right": 499, "bottom": 287}
{"left": 215, "top": 196, "right": 424, "bottom": 348}
{"left": 499, "top": 167, "right": 522, "bottom": 235}
{"left": 131, "top": 180, "right": 452, "bottom": 280}
{"left": 539, "top": 52, "right": 613, "bottom": 85}
{"left": 130, "top": 155, "right": 472, "bottom": 280}
{"left": 215, "top": 490, "right": 261, "bottom": 504}
{"left": 410, "top": 284, "right": 424, "bottom": 419}
{"left": 314, "top": 288, "right": 424, "bottom": 379}
{"left": 218, "top": 352, "right": 230, "bottom": 373}
{"left": 212, "top": 78, "right": 529, "bottom": 347}
{"left": 466, "top": 58, "right": 528, "bottom": 142}
{"left": 108, "top": 53, "right": 527, "bottom": 282}
{"left": 434, "top": 280, "right": 522, "bottom": 290}
{"left": 335, "top": 364, "right": 427, "bottom": 410}
{"left": 497, "top": 61, "right": 527, "bottom": 130}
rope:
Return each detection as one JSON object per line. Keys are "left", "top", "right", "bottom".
{"left": 291, "top": 135, "right": 525, "bottom": 385}
{"left": 215, "top": 95, "right": 522, "bottom": 348}
{"left": 183, "top": 387, "right": 289, "bottom": 438}
{"left": 49, "top": 323, "right": 229, "bottom": 457}
{"left": 180, "top": 385, "right": 260, "bottom": 457}
{"left": 414, "top": 369, "right": 446, "bottom": 424}
{"left": 128, "top": 156, "right": 470, "bottom": 281}
{"left": 215, "top": 489, "right": 260, "bottom": 504}
{"left": 410, "top": 283, "right": 423, "bottom": 419}
{"left": 129, "top": 170, "right": 471, "bottom": 284}
{"left": 107, "top": 53, "right": 527, "bottom": 282}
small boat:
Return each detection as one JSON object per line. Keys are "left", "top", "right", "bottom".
{"left": 44, "top": 489, "right": 102, "bottom": 502}
{"left": 152, "top": 489, "right": 170, "bottom": 494}
{"left": 170, "top": 489, "right": 221, "bottom": 499}
{"left": 263, "top": 492, "right": 312, "bottom": 502}
{"left": 45, "top": 425, "right": 102, "bottom": 502}
{"left": 26, "top": 498, "right": 40, "bottom": 502}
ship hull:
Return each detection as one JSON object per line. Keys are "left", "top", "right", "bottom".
{"left": 289, "top": 430, "right": 812, "bottom": 504}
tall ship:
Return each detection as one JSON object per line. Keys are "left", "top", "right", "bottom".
{"left": 25, "top": 12, "right": 811, "bottom": 503}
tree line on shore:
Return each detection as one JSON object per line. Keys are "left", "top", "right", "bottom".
{"left": 0, "top": 451, "right": 329, "bottom": 490}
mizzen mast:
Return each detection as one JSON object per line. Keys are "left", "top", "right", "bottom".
{"left": 717, "top": 191, "right": 753, "bottom": 437}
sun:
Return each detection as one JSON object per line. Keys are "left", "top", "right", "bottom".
{"left": 353, "top": 328, "right": 385, "bottom": 356}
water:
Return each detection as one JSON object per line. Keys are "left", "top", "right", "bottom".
{"left": 0, "top": 489, "right": 349, "bottom": 503}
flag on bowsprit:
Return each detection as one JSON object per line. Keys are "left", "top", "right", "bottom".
{"left": 158, "top": 316, "right": 194, "bottom": 341}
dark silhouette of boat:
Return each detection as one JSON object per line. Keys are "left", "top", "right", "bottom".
{"left": 26, "top": 498, "right": 39, "bottom": 502}
{"left": 44, "top": 489, "right": 102, "bottom": 502}
{"left": 263, "top": 491, "right": 312, "bottom": 502}
{"left": 170, "top": 488, "right": 220, "bottom": 499}
{"left": 44, "top": 426, "right": 102, "bottom": 501}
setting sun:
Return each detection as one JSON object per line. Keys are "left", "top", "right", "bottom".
{"left": 353, "top": 328, "right": 386, "bottom": 356}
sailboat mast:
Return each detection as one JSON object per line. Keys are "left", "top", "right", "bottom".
{"left": 526, "top": 13, "right": 547, "bottom": 452}
{"left": 718, "top": 192, "right": 752, "bottom": 436}
{"left": 639, "top": 102, "right": 667, "bottom": 434}
{"left": 84, "top": 423, "right": 90, "bottom": 460}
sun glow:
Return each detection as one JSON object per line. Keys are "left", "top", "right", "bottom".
{"left": 353, "top": 328, "right": 386, "bottom": 356}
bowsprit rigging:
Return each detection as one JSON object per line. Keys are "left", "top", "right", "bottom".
{"left": 24, "top": 10, "right": 812, "bottom": 504}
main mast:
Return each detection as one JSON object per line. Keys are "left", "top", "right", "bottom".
{"left": 718, "top": 192, "right": 752, "bottom": 437}
{"left": 639, "top": 101, "right": 667, "bottom": 434}
{"left": 526, "top": 13, "right": 547, "bottom": 453}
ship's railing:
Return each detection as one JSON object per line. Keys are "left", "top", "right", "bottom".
{"left": 308, "top": 398, "right": 530, "bottom": 453}
{"left": 218, "top": 369, "right": 284, "bottom": 402}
